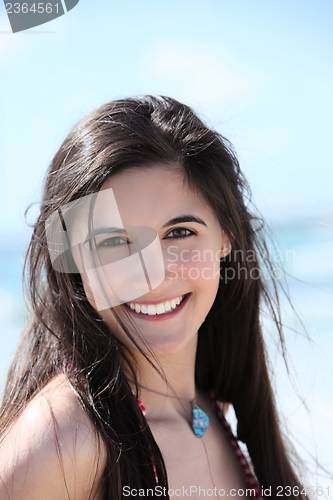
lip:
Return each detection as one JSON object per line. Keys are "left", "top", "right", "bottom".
{"left": 123, "top": 293, "right": 190, "bottom": 321}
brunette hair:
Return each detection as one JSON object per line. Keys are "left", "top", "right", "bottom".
{"left": 0, "top": 95, "right": 306, "bottom": 498}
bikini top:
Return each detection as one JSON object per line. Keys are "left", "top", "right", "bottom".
{"left": 137, "top": 398, "right": 263, "bottom": 499}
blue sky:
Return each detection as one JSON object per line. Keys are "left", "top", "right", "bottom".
{"left": 0, "top": 0, "right": 332, "bottom": 236}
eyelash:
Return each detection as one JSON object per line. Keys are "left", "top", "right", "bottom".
{"left": 164, "top": 227, "right": 196, "bottom": 240}
{"left": 96, "top": 236, "right": 129, "bottom": 249}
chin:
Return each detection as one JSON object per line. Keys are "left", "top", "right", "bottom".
{"left": 135, "top": 327, "right": 199, "bottom": 357}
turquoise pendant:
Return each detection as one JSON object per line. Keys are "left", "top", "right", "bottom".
{"left": 191, "top": 401, "right": 210, "bottom": 438}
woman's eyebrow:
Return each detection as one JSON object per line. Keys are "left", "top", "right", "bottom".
{"left": 162, "top": 215, "right": 207, "bottom": 228}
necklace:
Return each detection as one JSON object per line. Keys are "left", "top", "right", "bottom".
{"left": 137, "top": 384, "right": 210, "bottom": 438}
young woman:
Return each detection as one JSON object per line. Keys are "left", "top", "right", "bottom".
{"left": 0, "top": 95, "right": 307, "bottom": 499}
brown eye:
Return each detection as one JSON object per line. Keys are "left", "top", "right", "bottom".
{"left": 164, "top": 228, "right": 195, "bottom": 239}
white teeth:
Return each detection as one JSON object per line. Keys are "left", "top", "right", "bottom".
{"left": 147, "top": 305, "right": 156, "bottom": 316}
{"left": 126, "top": 295, "right": 185, "bottom": 316}
{"left": 164, "top": 301, "right": 172, "bottom": 312}
{"left": 156, "top": 303, "right": 166, "bottom": 315}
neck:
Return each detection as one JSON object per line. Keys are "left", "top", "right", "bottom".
{"left": 127, "top": 334, "right": 198, "bottom": 420}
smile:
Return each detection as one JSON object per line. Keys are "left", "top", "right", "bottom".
{"left": 125, "top": 295, "right": 186, "bottom": 316}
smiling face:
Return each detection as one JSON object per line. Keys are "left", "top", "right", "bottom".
{"left": 78, "top": 164, "right": 231, "bottom": 356}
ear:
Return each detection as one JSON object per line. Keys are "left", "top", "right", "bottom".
{"left": 220, "top": 231, "right": 232, "bottom": 258}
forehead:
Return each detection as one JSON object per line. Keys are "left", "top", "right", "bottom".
{"left": 99, "top": 164, "right": 211, "bottom": 226}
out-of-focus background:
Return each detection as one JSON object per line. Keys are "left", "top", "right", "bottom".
{"left": 0, "top": 0, "right": 332, "bottom": 493}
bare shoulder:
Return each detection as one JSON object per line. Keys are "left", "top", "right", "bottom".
{"left": 0, "top": 373, "right": 107, "bottom": 500}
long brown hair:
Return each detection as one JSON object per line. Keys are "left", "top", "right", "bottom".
{"left": 0, "top": 95, "right": 306, "bottom": 498}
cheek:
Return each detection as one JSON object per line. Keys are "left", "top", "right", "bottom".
{"left": 81, "top": 271, "right": 98, "bottom": 310}
{"left": 165, "top": 245, "right": 221, "bottom": 287}
{"left": 80, "top": 264, "right": 145, "bottom": 312}
{"left": 81, "top": 272, "right": 132, "bottom": 344}
{"left": 186, "top": 259, "right": 221, "bottom": 284}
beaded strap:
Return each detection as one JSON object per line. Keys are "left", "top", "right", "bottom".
{"left": 212, "top": 400, "right": 263, "bottom": 498}
{"left": 137, "top": 399, "right": 159, "bottom": 484}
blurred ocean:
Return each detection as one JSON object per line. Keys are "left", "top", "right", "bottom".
{"left": 0, "top": 220, "right": 332, "bottom": 491}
